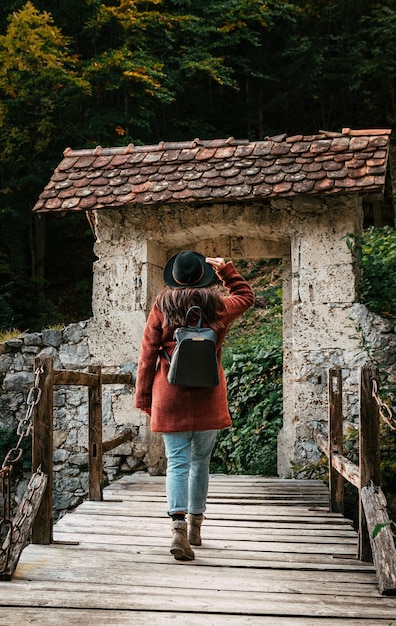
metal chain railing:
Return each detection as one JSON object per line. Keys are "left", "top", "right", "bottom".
{"left": 371, "top": 378, "right": 396, "bottom": 431}
{"left": 0, "top": 366, "right": 43, "bottom": 574}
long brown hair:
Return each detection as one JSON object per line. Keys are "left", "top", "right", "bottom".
{"left": 155, "top": 286, "right": 226, "bottom": 331}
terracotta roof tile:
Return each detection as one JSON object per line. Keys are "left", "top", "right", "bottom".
{"left": 33, "top": 129, "right": 393, "bottom": 213}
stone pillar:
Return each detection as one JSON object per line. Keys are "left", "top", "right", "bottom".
{"left": 277, "top": 252, "right": 294, "bottom": 476}
{"left": 277, "top": 196, "right": 364, "bottom": 476}
{"left": 86, "top": 209, "right": 168, "bottom": 474}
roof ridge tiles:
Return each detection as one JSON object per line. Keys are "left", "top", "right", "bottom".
{"left": 342, "top": 127, "right": 392, "bottom": 136}
{"left": 61, "top": 130, "right": 392, "bottom": 160}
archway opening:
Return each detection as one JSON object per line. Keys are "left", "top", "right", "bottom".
{"left": 209, "top": 257, "right": 284, "bottom": 477}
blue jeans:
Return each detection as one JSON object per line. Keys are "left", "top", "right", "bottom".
{"left": 162, "top": 430, "right": 218, "bottom": 516}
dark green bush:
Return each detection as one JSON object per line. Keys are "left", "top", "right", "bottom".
{"left": 346, "top": 226, "right": 396, "bottom": 315}
{"left": 211, "top": 276, "right": 282, "bottom": 476}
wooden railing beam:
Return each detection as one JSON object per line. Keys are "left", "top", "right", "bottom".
{"left": 361, "top": 483, "right": 396, "bottom": 595}
{"left": 102, "top": 428, "right": 133, "bottom": 454}
{"left": 88, "top": 364, "right": 103, "bottom": 502}
{"left": 54, "top": 370, "right": 98, "bottom": 387}
{"left": 32, "top": 355, "right": 54, "bottom": 545}
{"left": 359, "top": 365, "right": 381, "bottom": 562}
{"left": 314, "top": 428, "right": 359, "bottom": 488}
{"left": 328, "top": 368, "right": 344, "bottom": 514}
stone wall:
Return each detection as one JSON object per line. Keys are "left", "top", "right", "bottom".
{"left": 0, "top": 322, "right": 163, "bottom": 519}
{"left": 281, "top": 303, "right": 396, "bottom": 474}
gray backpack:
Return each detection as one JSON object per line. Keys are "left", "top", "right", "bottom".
{"left": 164, "top": 306, "right": 219, "bottom": 388}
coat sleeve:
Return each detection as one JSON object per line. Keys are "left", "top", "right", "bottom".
{"left": 217, "top": 262, "right": 254, "bottom": 322}
{"left": 134, "top": 305, "right": 163, "bottom": 414}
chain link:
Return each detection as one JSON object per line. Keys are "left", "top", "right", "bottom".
{"left": 0, "top": 467, "right": 47, "bottom": 576}
{"left": 1, "top": 366, "right": 44, "bottom": 575}
{"left": 1, "top": 366, "right": 43, "bottom": 470}
{"left": 371, "top": 378, "right": 396, "bottom": 431}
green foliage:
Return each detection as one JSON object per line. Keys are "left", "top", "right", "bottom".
{"left": 290, "top": 455, "right": 328, "bottom": 481}
{"left": 0, "top": 2, "right": 90, "bottom": 157}
{"left": 211, "top": 335, "right": 283, "bottom": 476}
{"left": 211, "top": 265, "right": 283, "bottom": 476}
{"left": 345, "top": 227, "right": 396, "bottom": 316}
{"left": 372, "top": 519, "right": 395, "bottom": 540}
{"left": 0, "top": 0, "right": 396, "bottom": 332}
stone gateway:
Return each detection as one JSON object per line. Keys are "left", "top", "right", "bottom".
{"left": 31, "top": 128, "right": 394, "bottom": 480}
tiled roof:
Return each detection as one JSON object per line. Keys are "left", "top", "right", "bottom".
{"left": 33, "top": 128, "right": 392, "bottom": 213}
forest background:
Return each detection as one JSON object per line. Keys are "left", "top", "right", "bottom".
{"left": 0, "top": 0, "right": 395, "bottom": 332}
{"left": 0, "top": 1, "right": 395, "bottom": 493}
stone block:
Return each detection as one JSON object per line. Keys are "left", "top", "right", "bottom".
{"left": 59, "top": 342, "right": 90, "bottom": 369}
{"left": 54, "top": 449, "right": 69, "bottom": 464}
{"left": 292, "top": 304, "right": 359, "bottom": 351}
{"left": 296, "top": 264, "right": 356, "bottom": 304}
{"left": 3, "top": 371, "right": 34, "bottom": 390}
{"left": 42, "top": 329, "right": 62, "bottom": 347}
{"left": 63, "top": 323, "right": 86, "bottom": 344}
{"left": 22, "top": 332, "right": 43, "bottom": 346}
{"left": 0, "top": 354, "right": 12, "bottom": 373}
{"left": 5, "top": 338, "right": 23, "bottom": 350}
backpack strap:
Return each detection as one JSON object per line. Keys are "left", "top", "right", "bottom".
{"left": 161, "top": 346, "right": 171, "bottom": 364}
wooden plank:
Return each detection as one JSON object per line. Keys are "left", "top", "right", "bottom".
{"left": 361, "top": 483, "right": 396, "bottom": 595}
{"left": 0, "top": 608, "right": 392, "bottom": 626}
{"left": 88, "top": 364, "right": 103, "bottom": 501}
{"left": 21, "top": 541, "right": 373, "bottom": 571}
{"left": 31, "top": 355, "right": 54, "bottom": 545}
{"left": 101, "top": 372, "right": 134, "bottom": 385}
{"left": 15, "top": 545, "right": 376, "bottom": 584}
{"left": 75, "top": 504, "right": 355, "bottom": 525}
{"left": 102, "top": 428, "right": 133, "bottom": 453}
{"left": 2, "top": 581, "right": 396, "bottom": 619}
{"left": 51, "top": 531, "right": 357, "bottom": 555}
{"left": 55, "top": 514, "right": 357, "bottom": 539}
{"left": 53, "top": 369, "right": 98, "bottom": 387}
{"left": 314, "top": 429, "right": 359, "bottom": 488}
{"left": 328, "top": 368, "right": 344, "bottom": 513}
{"left": 85, "top": 501, "right": 348, "bottom": 521}
{"left": 359, "top": 366, "right": 381, "bottom": 561}
{"left": 11, "top": 559, "right": 381, "bottom": 598}
{"left": 0, "top": 470, "right": 47, "bottom": 579}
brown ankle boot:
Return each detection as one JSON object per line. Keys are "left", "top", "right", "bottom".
{"left": 170, "top": 521, "right": 195, "bottom": 561}
{"left": 187, "top": 514, "right": 204, "bottom": 546}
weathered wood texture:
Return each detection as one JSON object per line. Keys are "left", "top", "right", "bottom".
{"left": 328, "top": 368, "right": 344, "bottom": 514}
{"left": 1, "top": 475, "right": 396, "bottom": 625}
{"left": 359, "top": 365, "right": 381, "bottom": 562}
{"left": 0, "top": 471, "right": 47, "bottom": 580}
{"left": 102, "top": 428, "right": 133, "bottom": 454}
{"left": 31, "top": 355, "right": 54, "bottom": 545}
{"left": 313, "top": 429, "right": 359, "bottom": 487}
{"left": 88, "top": 364, "right": 103, "bottom": 502}
{"left": 361, "top": 483, "right": 396, "bottom": 595}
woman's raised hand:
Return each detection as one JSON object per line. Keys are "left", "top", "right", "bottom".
{"left": 205, "top": 257, "right": 226, "bottom": 272}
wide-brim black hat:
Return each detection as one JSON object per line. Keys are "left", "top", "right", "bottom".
{"left": 163, "top": 250, "right": 215, "bottom": 288}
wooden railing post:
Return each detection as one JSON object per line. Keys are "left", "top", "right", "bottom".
{"left": 328, "top": 367, "right": 344, "bottom": 514}
{"left": 359, "top": 365, "right": 381, "bottom": 561}
{"left": 32, "top": 355, "right": 54, "bottom": 544}
{"left": 88, "top": 365, "right": 103, "bottom": 501}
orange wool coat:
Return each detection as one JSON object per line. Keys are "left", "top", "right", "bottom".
{"left": 134, "top": 262, "right": 254, "bottom": 432}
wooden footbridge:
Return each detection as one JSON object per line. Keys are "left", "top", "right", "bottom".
{"left": 1, "top": 473, "right": 396, "bottom": 625}
{"left": 2, "top": 359, "right": 396, "bottom": 623}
